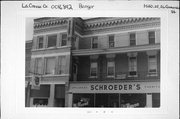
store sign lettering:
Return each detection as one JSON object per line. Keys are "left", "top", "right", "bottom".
{"left": 90, "top": 84, "right": 141, "bottom": 91}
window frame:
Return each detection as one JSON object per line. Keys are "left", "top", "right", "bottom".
{"left": 58, "top": 56, "right": 66, "bottom": 75}
{"left": 47, "top": 34, "right": 57, "bottom": 48}
{"left": 148, "top": 55, "right": 157, "bottom": 75}
{"left": 45, "top": 57, "right": 56, "bottom": 75}
{"left": 37, "top": 36, "right": 44, "bottom": 49}
{"left": 109, "top": 35, "right": 115, "bottom": 48}
{"left": 148, "top": 31, "right": 156, "bottom": 44}
{"left": 128, "top": 56, "right": 137, "bottom": 77}
{"left": 91, "top": 37, "right": 98, "bottom": 49}
{"left": 107, "top": 61, "right": 115, "bottom": 77}
{"left": 90, "top": 62, "right": 98, "bottom": 78}
{"left": 61, "top": 33, "right": 68, "bottom": 46}
{"left": 129, "top": 33, "right": 136, "bottom": 46}
{"left": 35, "top": 58, "right": 42, "bottom": 75}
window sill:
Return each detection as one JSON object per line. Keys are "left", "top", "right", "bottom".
{"left": 89, "top": 76, "right": 98, "bottom": 78}
{"left": 42, "top": 74, "right": 69, "bottom": 77}
{"left": 107, "top": 76, "right": 115, "bottom": 78}
{"left": 128, "top": 75, "right": 138, "bottom": 78}
{"left": 147, "top": 73, "right": 158, "bottom": 77}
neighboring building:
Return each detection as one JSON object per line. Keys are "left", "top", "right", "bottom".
{"left": 26, "top": 17, "right": 160, "bottom": 108}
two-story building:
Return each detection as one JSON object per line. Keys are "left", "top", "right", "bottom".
{"left": 26, "top": 17, "right": 160, "bottom": 108}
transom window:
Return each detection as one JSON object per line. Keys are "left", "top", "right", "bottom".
{"left": 45, "top": 57, "right": 55, "bottom": 75}
{"left": 47, "top": 35, "right": 57, "bottom": 48}
{"left": 107, "top": 61, "right": 115, "bottom": 77}
{"left": 90, "top": 62, "right": 97, "bottom": 77}
{"left": 130, "top": 33, "right": 136, "bottom": 46}
{"left": 92, "top": 37, "right": 98, "bottom": 49}
{"left": 148, "top": 31, "right": 155, "bottom": 44}
{"left": 109, "top": 35, "right": 114, "bottom": 48}
{"left": 61, "top": 34, "right": 67, "bottom": 46}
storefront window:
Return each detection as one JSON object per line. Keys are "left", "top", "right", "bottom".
{"left": 73, "top": 94, "right": 94, "bottom": 107}
{"left": 33, "top": 98, "right": 48, "bottom": 107}
{"left": 120, "top": 94, "right": 146, "bottom": 108}
{"left": 152, "top": 93, "right": 160, "bottom": 107}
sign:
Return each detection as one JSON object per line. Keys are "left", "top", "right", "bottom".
{"left": 69, "top": 82, "right": 160, "bottom": 93}
{"left": 31, "top": 75, "right": 41, "bottom": 90}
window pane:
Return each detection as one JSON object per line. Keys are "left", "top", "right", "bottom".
{"left": 149, "top": 31, "right": 155, "bottom": 44}
{"left": 47, "top": 35, "right": 57, "bottom": 47}
{"left": 92, "top": 37, "right": 98, "bottom": 48}
{"left": 59, "top": 56, "right": 66, "bottom": 74}
{"left": 130, "top": 33, "right": 136, "bottom": 46}
{"left": 109, "top": 35, "right": 114, "bottom": 48}
{"left": 129, "top": 57, "right": 137, "bottom": 72}
{"left": 38, "top": 37, "right": 43, "bottom": 49}
{"left": 46, "top": 58, "right": 55, "bottom": 74}
{"left": 149, "top": 55, "right": 157, "bottom": 72}
{"left": 61, "top": 34, "right": 67, "bottom": 46}
{"left": 36, "top": 58, "right": 42, "bottom": 74}
{"left": 90, "top": 62, "right": 97, "bottom": 76}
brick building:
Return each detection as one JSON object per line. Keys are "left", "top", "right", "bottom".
{"left": 25, "top": 17, "right": 160, "bottom": 107}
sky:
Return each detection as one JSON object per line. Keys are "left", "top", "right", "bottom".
{"left": 26, "top": 18, "right": 34, "bottom": 41}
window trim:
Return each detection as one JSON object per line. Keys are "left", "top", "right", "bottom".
{"left": 61, "top": 33, "right": 68, "bottom": 46}
{"left": 147, "top": 55, "right": 158, "bottom": 76}
{"left": 91, "top": 37, "right": 98, "bottom": 49}
{"left": 108, "top": 35, "right": 115, "bottom": 48}
{"left": 47, "top": 34, "right": 57, "bottom": 48}
{"left": 148, "top": 31, "right": 156, "bottom": 44}
{"left": 128, "top": 55, "right": 137, "bottom": 77}
{"left": 90, "top": 62, "right": 98, "bottom": 78}
{"left": 107, "top": 61, "right": 115, "bottom": 78}
{"left": 129, "top": 33, "right": 136, "bottom": 46}
{"left": 37, "top": 36, "right": 44, "bottom": 49}
{"left": 44, "top": 57, "right": 56, "bottom": 75}
{"left": 34, "top": 58, "right": 43, "bottom": 75}
{"left": 58, "top": 56, "right": 66, "bottom": 75}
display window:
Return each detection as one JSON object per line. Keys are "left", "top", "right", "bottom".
{"left": 33, "top": 98, "right": 48, "bottom": 107}
{"left": 120, "top": 94, "right": 146, "bottom": 108}
{"left": 73, "top": 94, "right": 94, "bottom": 107}
{"left": 152, "top": 93, "right": 160, "bottom": 107}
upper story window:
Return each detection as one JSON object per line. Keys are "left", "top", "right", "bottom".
{"left": 90, "top": 62, "right": 98, "bottom": 77}
{"left": 91, "top": 37, "right": 98, "bottom": 49}
{"left": 47, "top": 35, "right": 57, "bottom": 48}
{"left": 109, "top": 35, "right": 115, "bottom": 48}
{"left": 107, "top": 61, "right": 115, "bottom": 77}
{"left": 61, "top": 34, "right": 67, "bottom": 46}
{"left": 37, "top": 36, "right": 43, "bottom": 49}
{"left": 148, "top": 31, "right": 155, "bottom": 44}
{"left": 148, "top": 55, "right": 157, "bottom": 74}
{"left": 58, "top": 56, "right": 66, "bottom": 74}
{"left": 130, "top": 33, "right": 136, "bottom": 46}
{"left": 45, "top": 57, "right": 55, "bottom": 75}
{"left": 128, "top": 56, "right": 137, "bottom": 76}
{"left": 35, "top": 58, "right": 42, "bottom": 75}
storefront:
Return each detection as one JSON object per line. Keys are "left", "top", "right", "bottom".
{"left": 29, "top": 84, "right": 65, "bottom": 107}
{"left": 69, "top": 82, "right": 160, "bottom": 108}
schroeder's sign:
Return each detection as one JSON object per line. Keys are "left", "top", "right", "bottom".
{"left": 69, "top": 82, "right": 160, "bottom": 93}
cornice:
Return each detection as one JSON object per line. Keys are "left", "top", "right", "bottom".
{"left": 83, "top": 21, "right": 160, "bottom": 36}
{"left": 34, "top": 25, "right": 67, "bottom": 35}
{"left": 34, "top": 18, "right": 68, "bottom": 29}
{"left": 84, "top": 18, "right": 160, "bottom": 30}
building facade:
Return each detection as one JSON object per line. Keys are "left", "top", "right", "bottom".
{"left": 25, "top": 17, "right": 160, "bottom": 108}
